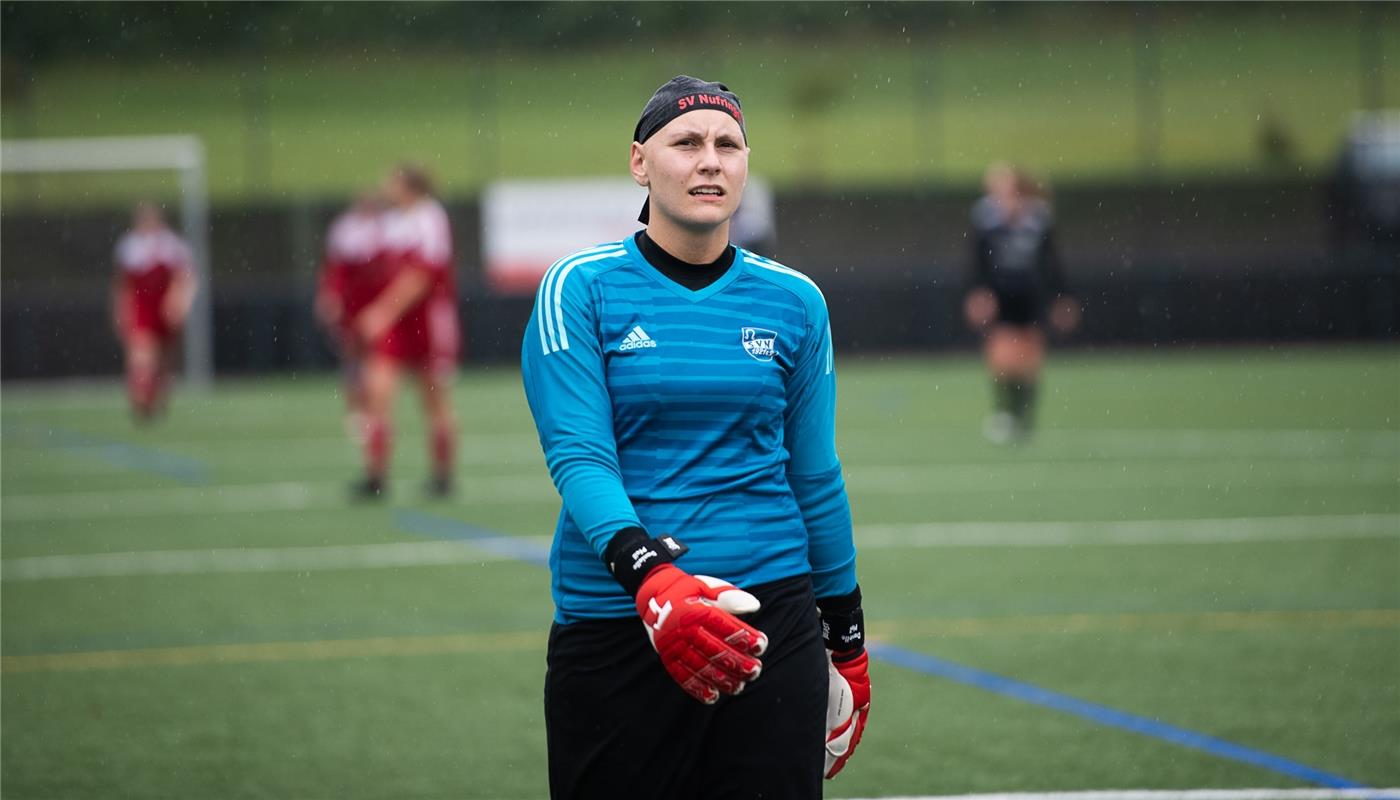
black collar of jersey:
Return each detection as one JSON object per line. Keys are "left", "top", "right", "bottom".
{"left": 635, "top": 230, "right": 736, "bottom": 292}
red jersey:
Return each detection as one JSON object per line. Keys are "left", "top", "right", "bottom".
{"left": 320, "top": 209, "right": 391, "bottom": 328}
{"left": 115, "top": 228, "right": 191, "bottom": 338}
{"left": 376, "top": 198, "right": 459, "bottom": 368}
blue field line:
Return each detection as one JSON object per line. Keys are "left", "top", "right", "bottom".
{"left": 393, "top": 509, "right": 551, "bottom": 566}
{"left": 869, "top": 642, "right": 1371, "bottom": 790}
{"left": 7, "top": 424, "right": 209, "bottom": 485}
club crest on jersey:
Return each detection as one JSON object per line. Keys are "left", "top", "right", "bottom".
{"left": 741, "top": 327, "right": 777, "bottom": 362}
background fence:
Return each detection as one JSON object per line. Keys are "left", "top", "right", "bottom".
{"left": 3, "top": 175, "right": 1395, "bottom": 378}
{"left": 2, "top": 1, "right": 1397, "bottom": 380}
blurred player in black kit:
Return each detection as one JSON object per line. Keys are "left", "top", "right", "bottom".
{"left": 964, "top": 163, "right": 1079, "bottom": 443}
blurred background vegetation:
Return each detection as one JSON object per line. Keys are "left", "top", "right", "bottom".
{"left": 3, "top": 1, "right": 1396, "bottom": 205}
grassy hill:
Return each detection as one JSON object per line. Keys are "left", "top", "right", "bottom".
{"left": 2, "top": 7, "right": 1394, "bottom": 206}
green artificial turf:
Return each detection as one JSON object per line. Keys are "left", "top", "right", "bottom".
{"left": 2, "top": 346, "right": 1398, "bottom": 797}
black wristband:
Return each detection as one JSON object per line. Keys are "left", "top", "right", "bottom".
{"left": 604, "top": 527, "right": 689, "bottom": 598}
{"left": 817, "top": 585, "right": 865, "bottom": 659}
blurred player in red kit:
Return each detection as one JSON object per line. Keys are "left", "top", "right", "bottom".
{"left": 315, "top": 191, "right": 390, "bottom": 443}
{"left": 350, "top": 165, "right": 459, "bottom": 499}
{"left": 110, "top": 202, "right": 196, "bottom": 422}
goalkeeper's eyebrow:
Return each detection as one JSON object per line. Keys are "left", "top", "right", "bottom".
{"left": 663, "top": 125, "right": 707, "bottom": 142}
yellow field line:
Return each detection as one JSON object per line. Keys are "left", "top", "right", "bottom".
{"left": 1, "top": 630, "right": 545, "bottom": 674}
{"left": 6, "top": 609, "right": 1397, "bottom": 675}
{"left": 867, "top": 608, "right": 1400, "bottom": 639}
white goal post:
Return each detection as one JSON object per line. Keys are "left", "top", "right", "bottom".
{"left": 1, "top": 135, "right": 214, "bottom": 387}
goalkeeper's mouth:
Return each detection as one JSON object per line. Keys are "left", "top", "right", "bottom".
{"left": 688, "top": 184, "right": 727, "bottom": 203}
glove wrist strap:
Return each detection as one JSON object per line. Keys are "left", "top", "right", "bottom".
{"left": 818, "top": 585, "right": 866, "bottom": 658}
{"left": 605, "top": 527, "right": 689, "bottom": 598}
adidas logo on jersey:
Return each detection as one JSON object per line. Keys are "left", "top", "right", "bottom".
{"left": 618, "top": 325, "right": 657, "bottom": 351}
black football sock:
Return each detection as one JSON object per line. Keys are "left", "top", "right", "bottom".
{"left": 994, "top": 378, "right": 1015, "bottom": 415}
{"left": 1008, "top": 379, "right": 1038, "bottom": 430}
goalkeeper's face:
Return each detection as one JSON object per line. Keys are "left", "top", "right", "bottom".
{"left": 631, "top": 110, "right": 749, "bottom": 233}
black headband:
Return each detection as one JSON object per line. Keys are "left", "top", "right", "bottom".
{"left": 634, "top": 75, "right": 746, "bottom": 223}
{"left": 634, "top": 75, "right": 746, "bottom": 145}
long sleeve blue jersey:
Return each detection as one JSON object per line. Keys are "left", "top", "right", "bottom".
{"left": 522, "top": 235, "right": 857, "bottom": 623}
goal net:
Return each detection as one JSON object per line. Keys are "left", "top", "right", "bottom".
{"left": 1, "top": 135, "right": 213, "bottom": 387}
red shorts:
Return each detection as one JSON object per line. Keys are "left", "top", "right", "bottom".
{"left": 374, "top": 297, "right": 459, "bottom": 376}
{"left": 125, "top": 300, "right": 176, "bottom": 342}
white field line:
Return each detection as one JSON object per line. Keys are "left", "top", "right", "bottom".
{"left": 3, "top": 481, "right": 321, "bottom": 521}
{"left": 1, "top": 538, "right": 551, "bottom": 581}
{"left": 5, "top": 456, "right": 1397, "bottom": 521}
{"left": 11, "top": 444, "right": 1392, "bottom": 477}
{"left": 856, "top": 513, "right": 1400, "bottom": 549}
{"left": 161, "top": 431, "right": 542, "bottom": 452}
{"left": 6, "top": 425, "right": 1392, "bottom": 445}
{"left": 8, "top": 451, "right": 1393, "bottom": 488}
{"left": 3, "top": 442, "right": 541, "bottom": 471}
{"left": 0, "top": 393, "right": 129, "bottom": 412}
{"left": 862, "top": 793, "right": 1400, "bottom": 800}
{"left": 6, "top": 428, "right": 1394, "bottom": 457}
{"left": 840, "top": 429, "right": 1400, "bottom": 459}
{"left": 843, "top": 459, "right": 1398, "bottom": 495}
{"left": 4, "top": 514, "right": 1395, "bottom": 582}
{"left": 1050, "top": 429, "right": 1399, "bottom": 459}
{"left": 0, "top": 477, "right": 556, "bottom": 521}
{"left": 2, "top": 431, "right": 543, "bottom": 458}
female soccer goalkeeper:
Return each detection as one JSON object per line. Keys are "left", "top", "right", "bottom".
{"left": 522, "top": 76, "right": 869, "bottom": 800}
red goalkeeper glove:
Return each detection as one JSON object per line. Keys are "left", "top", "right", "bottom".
{"left": 824, "top": 649, "right": 870, "bottom": 778}
{"left": 606, "top": 528, "right": 768, "bottom": 705}
{"left": 820, "top": 586, "right": 870, "bottom": 779}
{"left": 636, "top": 564, "right": 768, "bottom": 704}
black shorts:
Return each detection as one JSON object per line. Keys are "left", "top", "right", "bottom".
{"left": 544, "top": 573, "right": 827, "bottom": 800}
{"left": 994, "top": 288, "right": 1045, "bottom": 326}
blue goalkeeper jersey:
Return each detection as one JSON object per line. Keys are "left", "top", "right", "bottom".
{"left": 522, "top": 234, "right": 857, "bottom": 623}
